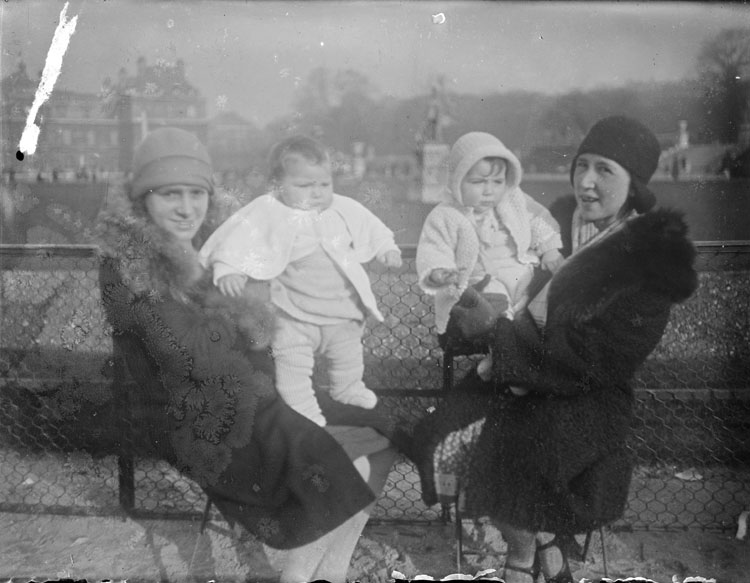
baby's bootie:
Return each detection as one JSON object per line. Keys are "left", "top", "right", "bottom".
{"left": 338, "top": 387, "right": 378, "bottom": 409}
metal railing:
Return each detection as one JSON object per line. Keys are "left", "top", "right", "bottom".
{"left": 1, "top": 242, "right": 749, "bottom": 532}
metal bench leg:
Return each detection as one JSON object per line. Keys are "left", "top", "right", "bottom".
{"left": 442, "top": 347, "right": 454, "bottom": 392}
{"left": 113, "top": 344, "right": 135, "bottom": 516}
{"left": 440, "top": 503, "right": 451, "bottom": 524}
{"left": 454, "top": 490, "right": 463, "bottom": 573}
{"left": 118, "top": 454, "right": 135, "bottom": 513}
{"left": 200, "top": 498, "right": 212, "bottom": 534}
{"left": 581, "top": 529, "right": 592, "bottom": 561}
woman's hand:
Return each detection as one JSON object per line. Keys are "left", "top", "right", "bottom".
{"left": 217, "top": 273, "right": 248, "bottom": 297}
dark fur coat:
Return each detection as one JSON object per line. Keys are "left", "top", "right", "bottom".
{"left": 413, "top": 201, "right": 698, "bottom": 534}
{"left": 95, "top": 188, "right": 379, "bottom": 548}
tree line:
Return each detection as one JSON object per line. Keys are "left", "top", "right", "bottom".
{"left": 235, "top": 28, "right": 750, "bottom": 169}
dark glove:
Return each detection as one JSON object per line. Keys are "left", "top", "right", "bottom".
{"left": 451, "top": 289, "right": 499, "bottom": 340}
{"left": 455, "top": 275, "right": 509, "bottom": 312}
{"left": 451, "top": 275, "right": 507, "bottom": 340}
{"left": 465, "top": 273, "right": 492, "bottom": 295}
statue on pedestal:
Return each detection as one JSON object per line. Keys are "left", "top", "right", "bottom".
{"left": 415, "top": 76, "right": 452, "bottom": 204}
{"left": 417, "top": 76, "right": 451, "bottom": 149}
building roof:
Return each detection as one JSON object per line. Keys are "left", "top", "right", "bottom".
{"left": 1, "top": 61, "right": 37, "bottom": 97}
{"left": 104, "top": 56, "right": 201, "bottom": 100}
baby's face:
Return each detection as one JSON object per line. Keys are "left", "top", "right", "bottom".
{"left": 277, "top": 159, "right": 333, "bottom": 212}
{"left": 460, "top": 158, "right": 508, "bottom": 213}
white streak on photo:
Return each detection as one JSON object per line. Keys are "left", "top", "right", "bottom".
{"left": 17, "top": 2, "right": 78, "bottom": 156}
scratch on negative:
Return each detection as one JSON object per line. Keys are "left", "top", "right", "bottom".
{"left": 18, "top": 2, "right": 78, "bottom": 157}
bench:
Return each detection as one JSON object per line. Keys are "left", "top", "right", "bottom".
{"left": 2, "top": 242, "right": 750, "bottom": 533}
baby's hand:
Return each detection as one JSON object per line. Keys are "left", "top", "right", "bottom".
{"left": 428, "top": 268, "right": 460, "bottom": 287}
{"left": 217, "top": 273, "right": 248, "bottom": 298}
{"left": 541, "top": 249, "right": 565, "bottom": 273}
{"left": 380, "top": 249, "right": 403, "bottom": 269}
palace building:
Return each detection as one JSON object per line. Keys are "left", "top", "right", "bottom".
{"left": 1, "top": 57, "right": 208, "bottom": 181}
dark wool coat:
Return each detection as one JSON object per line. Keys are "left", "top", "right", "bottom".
{"left": 95, "top": 190, "right": 394, "bottom": 549}
{"left": 413, "top": 200, "right": 698, "bottom": 535}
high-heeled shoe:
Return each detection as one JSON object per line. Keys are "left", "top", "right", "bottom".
{"left": 390, "top": 427, "right": 439, "bottom": 506}
{"left": 536, "top": 536, "right": 573, "bottom": 583}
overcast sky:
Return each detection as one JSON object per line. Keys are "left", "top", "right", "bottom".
{"left": 1, "top": 1, "right": 748, "bottom": 126}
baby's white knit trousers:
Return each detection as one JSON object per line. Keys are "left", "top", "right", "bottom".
{"left": 271, "top": 313, "right": 377, "bottom": 426}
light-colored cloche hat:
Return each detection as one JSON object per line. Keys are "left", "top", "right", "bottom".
{"left": 130, "top": 127, "right": 214, "bottom": 200}
{"left": 447, "top": 132, "right": 523, "bottom": 205}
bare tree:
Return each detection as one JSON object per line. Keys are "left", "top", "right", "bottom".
{"left": 293, "top": 67, "right": 333, "bottom": 116}
{"left": 697, "top": 28, "right": 750, "bottom": 143}
{"left": 537, "top": 91, "right": 604, "bottom": 146}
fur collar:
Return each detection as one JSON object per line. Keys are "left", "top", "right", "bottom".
{"left": 96, "top": 195, "right": 206, "bottom": 302}
{"left": 549, "top": 208, "right": 698, "bottom": 322}
{"left": 95, "top": 185, "right": 275, "bottom": 349}
{"left": 94, "top": 183, "right": 240, "bottom": 301}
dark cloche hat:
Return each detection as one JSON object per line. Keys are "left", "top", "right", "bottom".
{"left": 570, "top": 115, "right": 662, "bottom": 213}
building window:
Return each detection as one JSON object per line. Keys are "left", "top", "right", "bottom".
{"left": 63, "top": 129, "right": 72, "bottom": 146}
{"left": 87, "top": 130, "right": 95, "bottom": 146}
{"left": 110, "top": 130, "right": 118, "bottom": 146}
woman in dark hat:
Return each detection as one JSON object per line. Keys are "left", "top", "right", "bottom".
{"left": 409, "top": 116, "right": 699, "bottom": 582}
{"left": 95, "top": 127, "right": 400, "bottom": 583}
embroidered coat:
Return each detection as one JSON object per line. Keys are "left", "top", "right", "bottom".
{"left": 95, "top": 190, "right": 388, "bottom": 549}
{"left": 412, "top": 199, "right": 698, "bottom": 534}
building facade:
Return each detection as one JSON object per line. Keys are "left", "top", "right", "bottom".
{"left": 1, "top": 57, "right": 208, "bottom": 181}
{"left": 206, "top": 110, "right": 266, "bottom": 173}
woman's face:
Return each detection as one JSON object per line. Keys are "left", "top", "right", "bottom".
{"left": 144, "top": 184, "right": 210, "bottom": 243}
{"left": 573, "top": 153, "right": 631, "bottom": 229}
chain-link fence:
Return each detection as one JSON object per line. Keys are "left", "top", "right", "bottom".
{"left": 1, "top": 243, "right": 749, "bottom": 532}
